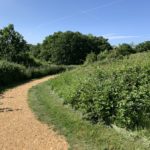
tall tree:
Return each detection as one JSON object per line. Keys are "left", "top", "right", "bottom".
{"left": 135, "top": 41, "right": 150, "bottom": 52}
{"left": 0, "top": 24, "right": 29, "bottom": 62}
{"left": 41, "top": 31, "right": 112, "bottom": 65}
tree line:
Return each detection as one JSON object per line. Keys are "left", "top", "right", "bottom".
{"left": 0, "top": 24, "right": 150, "bottom": 66}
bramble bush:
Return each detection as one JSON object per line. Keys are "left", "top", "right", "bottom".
{"left": 50, "top": 51, "right": 150, "bottom": 130}
{"left": 70, "top": 66, "right": 150, "bottom": 129}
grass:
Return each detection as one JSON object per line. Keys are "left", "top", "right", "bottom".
{"left": 28, "top": 79, "right": 149, "bottom": 150}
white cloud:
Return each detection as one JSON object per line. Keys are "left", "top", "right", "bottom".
{"left": 103, "top": 34, "right": 140, "bottom": 40}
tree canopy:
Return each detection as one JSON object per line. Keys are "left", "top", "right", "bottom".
{"left": 40, "top": 31, "right": 112, "bottom": 65}
{"left": 0, "top": 24, "right": 29, "bottom": 62}
{"left": 135, "top": 41, "right": 150, "bottom": 52}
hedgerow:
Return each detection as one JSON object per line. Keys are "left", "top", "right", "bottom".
{"left": 0, "top": 60, "right": 72, "bottom": 89}
{"left": 0, "top": 60, "right": 27, "bottom": 86}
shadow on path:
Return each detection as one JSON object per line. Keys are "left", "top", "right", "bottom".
{"left": 0, "top": 107, "right": 22, "bottom": 113}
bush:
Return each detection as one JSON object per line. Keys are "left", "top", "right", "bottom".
{"left": 114, "top": 44, "right": 135, "bottom": 56}
{"left": 97, "top": 50, "right": 109, "bottom": 61}
{"left": 84, "top": 52, "right": 97, "bottom": 64}
{"left": 0, "top": 60, "right": 27, "bottom": 86}
{"left": 27, "top": 65, "right": 68, "bottom": 78}
{"left": 70, "top": 66, "right": 150, "bottom": 129}
{"left": 136, "top": 41, "right": 150, "bottom": 52}
{"left": 0, "top": 60, "right": 72, "bottom": 89}
{"left": 50, "top": 51, "right": 150, "bottom": 130}
{"left": 12, "top": 53, "right": 42, "bottom": 67}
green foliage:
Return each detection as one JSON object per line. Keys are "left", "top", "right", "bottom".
{"left": 27, "top": 65, "right": 70, "bottom": 78}
{"left": 70, "top": 66, "right": 150, "bottom": 129}
{"left": 84, "top": 52, "right": 97, "bottom": 64}
{"left": 0, "top": 60, "right": 27, "bottom": 86}
{"left": 0, "top": 24, "right": 76, "bottom": 92}
{"left": 29, "top": 44, "right": 42, "bottom": 60}
{"left": 41, "top": 31, "right": 112, "bottom": 65}
{"left": 29, "top": 81, "right": 149, "bottom": 150}
{"left": 0, "top": 60, "right": 71, "bottom": 88}
{"left": 50, "top": 51, "right": 150, "bottom": 130}
{"left": 91, "top": 44, "right": 135, "bottom": 65}
{"left": 0, "top": 24, "right": 29, "bottom": 62}
{"left": 96, "top": 44, "right": 137, "bottom": 64}
{"left": 97, "top": 50, "right": 110, "bottom": 61}
{"left": 115, "top": 43, "right": 135, "bottom": 56}
{"left": 136, "top": 41, "right": 150, "bottom": 52}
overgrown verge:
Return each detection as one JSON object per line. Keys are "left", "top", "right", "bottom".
{"left": 0, "top": 60, "right": 75, "bottom": 93}
{"left": 28, "top": 80, "right": 149, "bottom": 150}
{"left": 50, "top": 51, "right": 150, "bottom": 131}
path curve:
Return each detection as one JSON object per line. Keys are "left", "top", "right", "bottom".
{"left": 0, "top": 76, "right": 68, "bottom": 150}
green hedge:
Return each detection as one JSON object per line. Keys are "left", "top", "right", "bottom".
{"left": 0, "top": 60, "right": 73, "bottom": 91}
{"left": 0, "top": 60, "right": 27, "bottom": 86}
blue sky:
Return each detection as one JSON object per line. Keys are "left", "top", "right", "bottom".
{"left": 0, "top": 0, "right": 150, "bottom": 45}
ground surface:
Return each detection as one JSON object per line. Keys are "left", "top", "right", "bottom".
{"left": 0, "top": 76, "right": 68, "bottom": 150}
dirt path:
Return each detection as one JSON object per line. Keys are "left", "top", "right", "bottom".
{"left": 0, "top": 76, "right": 68, "bottom": 150}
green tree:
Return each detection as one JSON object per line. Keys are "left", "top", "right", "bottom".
{"left": 0, "top": 24, "right": 29, "bottom": 62}
{"left": 29, "top": 43, "right": 42, "bottom": 59}
{"left": 115, "top": 43, "right": 135, "bottom": 56}
{"left": 135, "top": 41, "right": 150, "bottom": 52}
{"left": 41, "top": 31, "right": 112, "bottom": 65}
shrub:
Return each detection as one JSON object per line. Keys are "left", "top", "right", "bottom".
{"left": 70, "top": 66, "right": 150, "bottom": 129}
{"left": 115, "top": 44, "right": 135, "bottom": 56}
{"left": 0, "top": 60, "right": 27, "bottom": 86}
{"left": 12, "top": 53, "right": 42, "bottom": 67}
{"left": 0, "top": 60, "right": 72, "bottom": 89}
{"left": 50, "top": 51, "right": 150, "bottom": 130}
{"left": 97, "top": 50, "right": 109, "bottom": 61}
{"left": 135, "top": 41, "right": 150, "bottom": 52}
{"left": 84, "top": 52, "right": 97, "bottom": 64}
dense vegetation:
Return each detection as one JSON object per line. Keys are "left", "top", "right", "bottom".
{"left": 0, "top": 60, "right": 69, "bottom": 87}
{"left": 1, "top": 23, "right": 150, "bottom": 148}
{"left": 29, "top": 80, "right": 149, "bottom": 150}
{"left": 0, "top": 25, "right": 74, "bottom": 91}
{"left": 30, "top": 31, "right": 112, "bottom": 65}
{"left": 50, "top": 52, "right": 150, "bottom": 130}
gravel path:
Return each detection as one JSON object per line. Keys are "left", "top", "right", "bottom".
{"left": 0, "top": 76, "right": 68, "bottom": 150}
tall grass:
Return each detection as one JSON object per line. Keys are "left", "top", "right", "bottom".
{"left": 0, "top": 60, "right": 74, "bottom": 93}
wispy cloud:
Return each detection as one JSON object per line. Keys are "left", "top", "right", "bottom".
{"left": 103, "top": 34, "right": 140, "bottom": 40}
{"left": 81, "top": 0, "right": 124, "bottom": 13}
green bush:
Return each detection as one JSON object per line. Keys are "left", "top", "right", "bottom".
{"left": 97, "top": 50, "right": 110, "bottom": 61}
{"left": 84, "top": 52, "right": 97, "bottom": 64}
{"left": 0, "top": 60, "right": 27, "bottom": 86}
{"left": 50, "top": 51, "right": 150, "bottom": 130}
{"left": 115, "top": 44, "right": 135, "bottom": 56}
{"left": 12, "top": 53, "right": 42, "bottom": 67}
{"left": 0, "top": 60, "right": 72, "bottom": 89}
{"left": 136, "top": 41, "right": 150, "bottom": 52}
{"left": 70, "top": 66, "right": 150, "bottom": 129}
{"left": 27, "top": 65, "right": 68, "bottom": 78}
